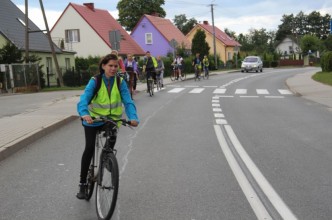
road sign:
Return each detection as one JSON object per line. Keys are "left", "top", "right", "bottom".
{"left": 109, "top": 30, "right": 121, "bottom": 51}
{"left": 330, "top": 20, "right": 332, "bottom": 34}
{"left": 169, "top": 39, "right": 178, "bottom": 48}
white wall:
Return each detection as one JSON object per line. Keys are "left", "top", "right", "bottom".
{"left": 51, "top": 6, "right": 111, "bottom": 57}
{"left": 276, "top": 37, "right": 300, "bottom": 55}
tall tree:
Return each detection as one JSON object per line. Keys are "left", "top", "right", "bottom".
{"left": 117, "top": 0, "right": 166, "bottom": 32}
{"left": 300, "top": 34, "right": 321, "bottom": 54}
{"left": 191, "top": 29, "right": 210, "bottom": 57}
{"left": 173, "top": 14, "right": 197, "bottom": 35}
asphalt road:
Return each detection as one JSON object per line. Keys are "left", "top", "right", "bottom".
{"left": 1, "top": 68, "right": 332, "bottom": 220}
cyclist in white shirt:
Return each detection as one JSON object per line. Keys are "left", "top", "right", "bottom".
{"left": 172, "top": 54, "right": 183, "bottom": 80}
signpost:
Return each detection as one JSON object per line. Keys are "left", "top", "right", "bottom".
{"left": 169, "top": 39, "right": 178, "bottom": 59}
{"left": 109, "top": 30, "right": 121, "bottom": 51}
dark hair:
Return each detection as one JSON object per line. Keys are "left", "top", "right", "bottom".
{"left": 99, "top": 54, "right": 118, "bottom": 73}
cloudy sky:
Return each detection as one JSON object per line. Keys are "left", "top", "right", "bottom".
{"left": 11, "top": 0, "right": 332, "bottom": 35}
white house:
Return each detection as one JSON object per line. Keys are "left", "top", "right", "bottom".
{"left": 51, "top": 3, "right": 144, "bottom": 57}
{"left": 275, "top": 36, "right": 300, "bottom": 58}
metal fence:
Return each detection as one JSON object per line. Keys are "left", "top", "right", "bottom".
{"left": 0, "top": 63, "right": 40, "bottom": 93}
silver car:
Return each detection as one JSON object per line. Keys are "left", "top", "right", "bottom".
{"left": 241, "top": 56, "right": 263, "bottom": 73}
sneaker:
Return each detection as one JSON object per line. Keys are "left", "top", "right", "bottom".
{"left": 76, "top": 183, "right": 87, "bottom": 200}
{"left": 161, "top": 84, "right": 164, "bottom": 88}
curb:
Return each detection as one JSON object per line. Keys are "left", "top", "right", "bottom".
{"left": 0, "top": 115, "right": 79, "bottom": 162}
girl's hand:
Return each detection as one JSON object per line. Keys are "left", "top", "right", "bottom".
{"left": 129, "top": 120, "right": 138, "bottom": 127}
{"left": 82, "top": 115, "right": 93, "bottom": 124}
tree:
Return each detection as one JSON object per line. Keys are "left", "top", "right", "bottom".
{"left": 191, "top": 29, "right": 210, "bottom": 57}
{"left": 300, "top": 34, "right": 321, "bottom": 54}
{"left": 0, "top": 42, "right": 23, "bottom": 64}
{"left": 173, "top": 14, "right": 197, "bottom": 35}
{"left": 117, "top": 0, "right": 166, "bottom": 31}
{"left": 224, "top": 28, "right": 236, "bottom": 39}
{"left": 323, "top": 35, "right": 332, "bottom": 51}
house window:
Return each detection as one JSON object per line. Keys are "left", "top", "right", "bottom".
{"left": 289, "top": 46, "right": 294, "bottom": 54}
{"left": 228, "top": 52, "right": 232, "bottom": 60}
{"left": 65, "top": 29, "right": 80, "bottom": 43}
{"left": 65, "top": 58, "right": 71, "bottom": 70}
{"left": 145, "top": 33, "right": 152, "bottom": 44}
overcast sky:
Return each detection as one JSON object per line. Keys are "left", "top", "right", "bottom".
{"left": 11, "top": 0, "right": 332, "bottom": 35}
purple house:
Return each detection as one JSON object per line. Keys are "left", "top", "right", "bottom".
{"left": 130, "top": 14, "right": 191, "bottom": 57}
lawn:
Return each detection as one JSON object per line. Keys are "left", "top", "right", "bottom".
{"left": 312, "top": 71, "right": 332, "bottom": 86}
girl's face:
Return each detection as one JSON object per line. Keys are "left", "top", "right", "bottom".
{"left": 102, "top": 59, "right": 118, "bottom": 78}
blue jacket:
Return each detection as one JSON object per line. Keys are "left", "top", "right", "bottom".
{"left": 77, "top": 74, "right": 139, "bottom": 127}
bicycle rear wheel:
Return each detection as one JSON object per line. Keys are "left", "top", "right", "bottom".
{"left": 96, "top": 152, "right": 119, "bottom": 220}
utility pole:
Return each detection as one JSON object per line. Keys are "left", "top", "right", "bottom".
{"left": 210, "top": 4, "right": 218, "bottom": 70}
{"left": 25, "top": 0, "right": 29, "bottom": 62}
{"left": 24, "top": 0, "right": 64, "bottom": 87}
{"left": 39, "top": 0, "right": 64, "bottom": 87}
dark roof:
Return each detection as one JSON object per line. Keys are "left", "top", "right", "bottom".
{"left": 0, "top": 0, "right": 62, "bottom": 53}
{"left": 59, "top": 3, "right": 145, "bottom": 56}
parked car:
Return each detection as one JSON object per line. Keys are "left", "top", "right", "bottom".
{"left": 241, "top": 56, "right": 263, "bottom": 73}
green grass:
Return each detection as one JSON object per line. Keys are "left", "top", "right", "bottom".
{"left": 312, "top": 71, "right": 332, "bottom": 86}
{"left": 41, "top": 86, "right": 85, "bottom": 92}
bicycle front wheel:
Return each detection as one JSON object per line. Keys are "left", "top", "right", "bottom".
{"left": 85, "top": 161, "right": 95, "bottom": 201}
{"left": 96, "top": 153, "right": 119, "bottom": 220}
{"left": 170, "top": 70, "right": 176, "bottom": 81}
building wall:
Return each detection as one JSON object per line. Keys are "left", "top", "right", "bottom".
{"left": 51, "top": 6, "right": 111, "bottom": 58}
{"left": 276, "top": 37, "right": 300, "bottom": 55}
{"left": 131, "top": 17, "right": 172, "bottom": 57}
{"left": 0, "top": 35, "right": 7, "bottom": 48}
{"left": 187, "top": 27, "right": 232, "bottom": 64}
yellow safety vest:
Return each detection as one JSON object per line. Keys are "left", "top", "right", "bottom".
{"left": 88, "top": 78, "right": 123, "bottom": 122}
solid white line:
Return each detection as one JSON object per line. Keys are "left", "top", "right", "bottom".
{"left": 214, "top": 125, "right": 272, "bottom": 220}
{"left": 265, "top": 96, "right": 284, "bottom": 99}
{"left": 219, "top": 96, "right": 234, "bottom": 98}
{"left": 224, "top": 125, "right": 298, "bottom": 220}
{"left": 239, "top": 96, "right": 259, "bottom": 98}
{"left": 189, "top": 88, "right": 205, "bottom": 93}
{"left": 168, "top": 88, "right": 185, "bottom": 93}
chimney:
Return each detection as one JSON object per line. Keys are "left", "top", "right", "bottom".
{"left": 203, "top": 21, "right": 209, "bottom": 25}
{"left": 83, "top": 3, "right": 95, "bottom": 11}
{"left": 151, "top": 12, "right": 160, "bottom": 17}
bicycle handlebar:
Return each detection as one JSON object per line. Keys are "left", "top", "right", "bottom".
{"left": 92, "top": 116, "right": 132, "bottom": 127}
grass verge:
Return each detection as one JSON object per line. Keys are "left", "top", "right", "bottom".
{"left": 312, "top": 71, "right": 332, "bottom": 86}
{"left": 41, "top": 86, "right": 85, "bottom": 92}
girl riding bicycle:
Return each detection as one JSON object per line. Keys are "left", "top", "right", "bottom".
{"left": 76, "top": 53, "right": 139, "bottom": 199}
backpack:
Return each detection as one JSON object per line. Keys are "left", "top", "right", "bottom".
{"left": 89, "top": 73, "right": 122, "bottom": 104}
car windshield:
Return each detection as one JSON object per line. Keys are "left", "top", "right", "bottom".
{"left": 244, "top": 57, "right": 258, "bottom": 62}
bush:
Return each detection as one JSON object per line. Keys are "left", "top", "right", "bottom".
{"left": 263, "top": 60, "right": 270, "bottom": 68}
{"left": 321, "top": 51, "right": 332, "bottom": 72}
{"left": 271, "top": 61, "right": 279, "bottom": 67}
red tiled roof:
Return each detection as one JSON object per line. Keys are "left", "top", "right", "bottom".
{"left": 69, "top": 3, "right": 145, "bottom": 55}
{"left": 197, "top": 22, "right": 241, "bottom": 47}
{"left": 144, "top": 14, "right": 191, "bottom": 49}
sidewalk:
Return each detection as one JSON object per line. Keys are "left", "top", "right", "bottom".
{"left": 1, "top": 69, "right": 331, "bottom": 161}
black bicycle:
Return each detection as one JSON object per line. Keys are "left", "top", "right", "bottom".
{"left": 85, "top": 117, "right": 132, "bottom": 220}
